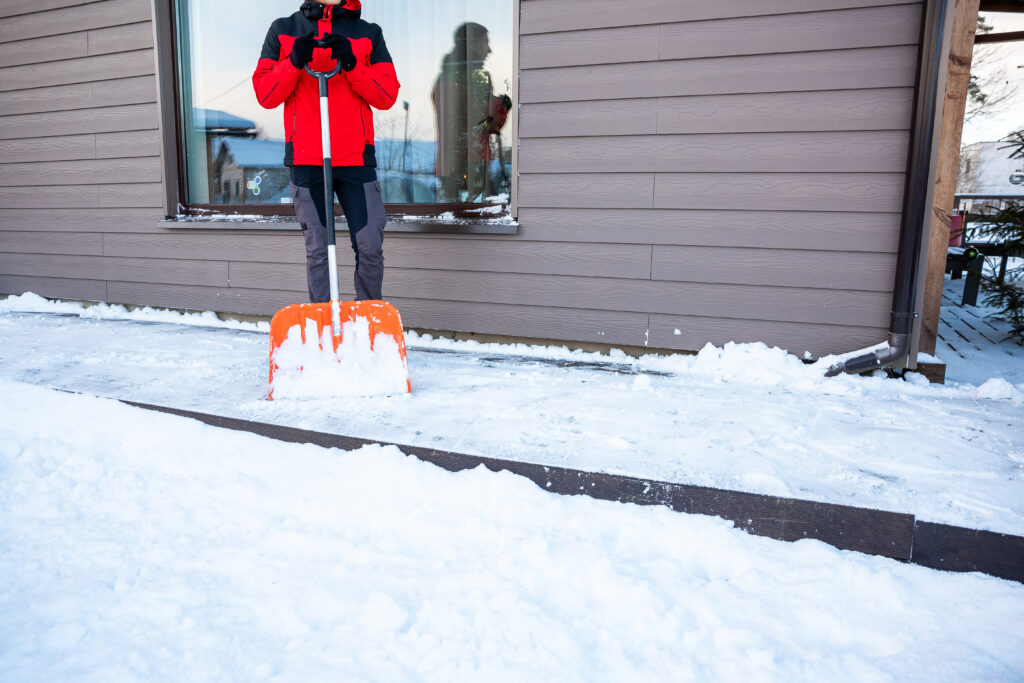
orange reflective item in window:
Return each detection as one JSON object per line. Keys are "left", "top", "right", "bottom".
{"left": 268, "top": 299, "right": 411, "bottom": 399}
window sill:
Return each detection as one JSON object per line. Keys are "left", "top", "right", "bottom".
{"left": 159, "top": 212, "right": 519, "bottom": 235}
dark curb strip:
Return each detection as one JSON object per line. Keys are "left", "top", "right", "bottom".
{"left": 122, "top": 400, "right": 1024, "bottom": 584}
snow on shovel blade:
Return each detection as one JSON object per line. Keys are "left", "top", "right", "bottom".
{"left": 268, "top": 300, "right": 411, "bottom": 400}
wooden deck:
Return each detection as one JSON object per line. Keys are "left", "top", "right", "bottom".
{"left": 937, "top": 276, "right": 1020, "bottom": 360}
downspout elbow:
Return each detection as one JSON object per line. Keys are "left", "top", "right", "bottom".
{"left": 824, "top": 332, "right": 911, "bottom": 378}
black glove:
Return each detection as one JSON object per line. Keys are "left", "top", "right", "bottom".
{"left": 321, "top": 33, "right": 357, "bottom": 71}
{"left": 290, "top": 32, "right": 315, "bottom": 69}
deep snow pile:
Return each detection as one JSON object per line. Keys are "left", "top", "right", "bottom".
{"left": 1, "top": 380, "right": 1022, "bottom": 681}
{"left": 1, "top": 292, "right": 1023, "bottom": 537}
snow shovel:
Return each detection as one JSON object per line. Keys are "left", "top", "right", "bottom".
{"left": 268, "top": 50, "right": 410, "bottom": 398}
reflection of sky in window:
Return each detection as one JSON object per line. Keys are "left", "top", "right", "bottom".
{"left": 183, "top": 0, "right": 514, "bottom": 144}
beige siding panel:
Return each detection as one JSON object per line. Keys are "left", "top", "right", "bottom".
{"left": 0, "top": 274, "right": 106, "bottom": 302}
{"left": 521, "top": 5, "right": 920, "bottom": 69}
{"left": 0, "top": 33, "right": 86, "bottom": 68}
{"left": 0, "top": 230, "right": 103, "bottom": 256}
{"left": 519, "top": 173, "right": 654, "bottom": 209}
{"left": 0, "top": 157, "right": 162, "bottom": 187}
{"left": 0, "top": 253, "right": 229, "bottom": 288}
{"left": 520, "top": 25, "right": 660, "bottom": 69}
{"left": 0, "top": 0, "right": 93, "bottom": 20}
{"left": 88, "top": 22, "right": 153, "bottom": 56}
{"left": 95, "top": 130, "right": 162, "bottom": 158}
{"left": 0, "top": 103, "right": 159, "bottom": 139}
{"left": 0, "top": 0, "right": 151, "bottom": 43}
{"left": 106, "top": 281, "right": 309, "bottom": 317}
{"left": 0, "top": 75, "right": 155, "bottom": 116}
{"left": 658, "top": 89, "right": 915, "bottom": 135}
{"left": 521, "top": 131, "right": 910, "bottom": 174}
{"left": 108, "top": 233, "right": 654, "bottom": 279}
{"left": 232, "top": 240, "right": 651, "bottom": 281}
{"left": 521, "top": 90, "right": 915, "bottom": 139}
{"left": 0, "top": 134, "right": 96, "bottom": 162}
{"left": 385, "top": 239, "right": 653, "bottom": 278}
{"left": 520, "top": 0, "right": 915, "bottom": 34}
{"left": 103, "top": 233, "right": 305, "bottom": 262}
{"left": 647, "top": 314, "right": 886, "bottom": 355}
{"left": 520, "top": 99, "right": 658, "bottom": 138}
{"left": 224, "top": 264, "right": 889, "bottom": 327}
{"left": 98, "top": 183, "right": 164, "bottom": 208}
{"left": 393, "top": 298, "right": 652, "bottom": 348}
{"left": 0, "top": 185, "right": 100, "bottom": 209}
{"left": 0, "top": 49, "right": 153, "bottom": 91}
{"left": 659, "top": 5, "right": 921, "bottom": 62}
{"left": 384, "top": 269, "right": 891, "bottom": 328}
{"left": 521, "top": 46, "right": 919, "bottom": 103}
{"left": 652, "top": 246, "right": 897, "bottom": 291}
{"left": 653, "top": 173, "right": 906, "bottom": 213}
{"left": 0, "top": 208, "right": 166, "bottom": 231}
{"left": 513, "top": 208, "right": 902, "bottom": 252}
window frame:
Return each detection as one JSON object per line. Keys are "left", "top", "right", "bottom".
{"left": 152, "top": 0, "right": 519, "bottom": 227}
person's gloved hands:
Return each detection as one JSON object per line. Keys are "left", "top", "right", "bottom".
{"left": 321, "top": 33, "right": 357, "bottom": 71}
{"left": 290, "top": 32, "right": 316, "bottom": 69}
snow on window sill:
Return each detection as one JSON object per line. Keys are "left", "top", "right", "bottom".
{"left": 160, "top": 211, "right": 519, "bottom": 234}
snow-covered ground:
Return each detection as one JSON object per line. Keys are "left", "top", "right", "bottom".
{"left": 2, "top": 380, "right": 1022, "bottom": 681}
{"left": 1, "top": 291, "right": 1022, "bottom": 536}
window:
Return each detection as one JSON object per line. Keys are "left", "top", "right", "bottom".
{"left": 170, "top": 0, "right": 515, "bottom": 219}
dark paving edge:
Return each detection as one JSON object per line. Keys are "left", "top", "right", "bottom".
{"left": 121, "top": 399, "right": 1023, "bottom": 584}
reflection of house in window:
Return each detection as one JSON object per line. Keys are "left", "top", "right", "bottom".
{"left": 212, "top": 137, "right": 289, "bottom": 205}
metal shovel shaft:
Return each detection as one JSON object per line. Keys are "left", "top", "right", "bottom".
{"left": 307, "top": 59, "right": 343, "bottom": 337}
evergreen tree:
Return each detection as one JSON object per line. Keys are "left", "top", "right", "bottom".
{"left": 973, "top": 130, "right": 1024, "bottom": 343}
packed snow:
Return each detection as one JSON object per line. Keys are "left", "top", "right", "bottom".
{"left": 1, "top": 291, "right": 1023, "bottom": 538}
{"left": 270, "top": 316, "right": 410, "bottom": 399}
{"left": 1, "top": 380, "right": 1022, "bottom": 681}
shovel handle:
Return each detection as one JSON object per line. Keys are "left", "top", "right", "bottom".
{"left": 304, "top": 40, "right": 342, "bottom": 82}
{"left": 304, "top": 40, "right": 342, "bottom": 326}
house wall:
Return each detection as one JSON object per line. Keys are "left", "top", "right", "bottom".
{"left": 0, "top": 0, "right": 926, "bottom": 357}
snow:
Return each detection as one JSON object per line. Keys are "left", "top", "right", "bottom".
{"left": 1, "top": 292, "right": 1023, "bottom": 538}
{"left": 1, "top": 380, "right": 1022, "bottom": 680}
{"left": 271, "top": 317, "right": 410, "bottom": 398}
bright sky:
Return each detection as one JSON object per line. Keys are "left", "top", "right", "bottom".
{"left": 960, "top": 12, "right": 1024, "bottom": 145}
{"left": 182, "top": 0, "right": 514, "bottom": 142}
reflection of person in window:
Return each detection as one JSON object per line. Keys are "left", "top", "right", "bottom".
{"left": 253, "top": 0, "right": 400, "bottom": 303}
{"left": 431, "top": 23, "right": 512, "bottom": 203}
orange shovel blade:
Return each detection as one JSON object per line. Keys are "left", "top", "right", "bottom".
{"left": 268, "top": 299, "right": 411, "bottom": 398}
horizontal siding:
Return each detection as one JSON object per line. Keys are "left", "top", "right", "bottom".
{"left": 0, "top": 157, "right": 162, "bottom": 186}
{"left": 221, "top": 264, "right": 890, "bottom": 329}
{"left": 0, "top": 21, "right": 151, "bottom": 68}
{"left": 520, "top": 0, "right": 911, "bottom": 34}
{"left": 0, "top": 253, "right": 229, "bottom": 288}
{"left": 0, "top": 273, "right": 107, "bottom": 302}
{"left": 0, "top": 1, "right": 95, "bottom": 20}
{"left": 0, "top": 208, "right": 167, "bottom": 231}
{"left": 521, "top": 4, "right": 920, "bottom": 68}
{"left": 520, "top": 89, "right": 915, "bottom": 138}
{"left": 651, "top": 246, "right": 897, "bottom": 291}
{"left": 0, "top": 103, "right": 160, "bottom": 139}
{"left": 0, "top": 0, "right": 925, "bottom": 357}
{"left": 0, "top": 76, "right": 156, "bottom": 117}
{"left": 522, "top": 46, "right": 919, "bottom": 103}
{"left": 0, "top": 0, "right": 151, "bottom": 43}
{"left": 0, "top": 48, "right": 154, "bottom": 91}
{"left": 520, "top": 131, "right": 910, "bottom": 174}
{"left": 647, "top": 314, "right": 886, "bottom": 356}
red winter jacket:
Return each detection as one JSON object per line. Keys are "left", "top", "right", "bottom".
{"left": 252, "top": 1, "right": 400, "bottom": 167}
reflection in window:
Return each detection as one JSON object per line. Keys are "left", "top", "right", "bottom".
{"left": 173, "top": 0, "right": 514, "bottom": 209}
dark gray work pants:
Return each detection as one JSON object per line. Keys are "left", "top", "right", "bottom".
{"left": 290, "top": 165, "right": 387, "bottom": 302}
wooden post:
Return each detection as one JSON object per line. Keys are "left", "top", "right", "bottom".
{"left": 920, "top": 0, "right": 980, "bottom": 355}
